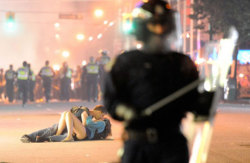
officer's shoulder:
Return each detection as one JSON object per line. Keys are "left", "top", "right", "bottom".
{"left": 116, "top": 50, "right": 144, "bottom": 59}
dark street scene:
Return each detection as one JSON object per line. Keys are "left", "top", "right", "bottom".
{"left": 0, "top": 0, "right": 249, "bottom": 162}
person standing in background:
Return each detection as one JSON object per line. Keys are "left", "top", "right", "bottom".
{"left": 39, "top": 60, "right": 55, "bottom": 103}
{"left": 59, "top": 62, "right": 72, "bottom": 101}
{"left": 27, "top": 64, "right": 36, "bottom": 102}
{"left": 5, "top": 64, "right": 16, "bottom": 103}
{"left": 84, "top": 56, "right": 100, "bottom": 102}
{"left": 17, "top": 61, "right": 29, "bottom": 107}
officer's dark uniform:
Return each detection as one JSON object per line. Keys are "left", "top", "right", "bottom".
{"left": 85, "top": 59, "right": 99, "bottom": 102}
{"left": 104, "top": 50, "right": 200, "bottom": 163}
{"left": 5, "top": 66, "right": 16, "bottom": 102}
{"left": 39, "top": 64, "right": 55, "bottom": 102}
{"left": 103, "top": 0, "right": 214, "bottom": 162}
{"left": 97, "top": 51, "right": 110, "bottom": 93}
{"left": 59, "top": 64, "right": 72, "bottom": 101}
{"left": 28, "top": 65, "right": 36, "bottom": 102}
{"left": 17, "top": 62, "right": 29, "bottom": 106}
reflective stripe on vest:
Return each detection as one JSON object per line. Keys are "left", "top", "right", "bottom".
{"left": 6, "top": 71, "right": 15, "bottom": 80}
{"left": 17, "top": 67, "right": 29, "bottom": 80}
{"left": 41, "top": 67, "right": 53, "bottom": 77}
{"left": 100, "top": 56, "right": 110, "bottom": 65}
{"left": 86, "top": 64, "right": 99, "bottom": 74}
{"left": 66, "top": 68, "right": 72, "bottom": 78}
{"left": 30, "top": 71, "right": 36, "bottom": 81}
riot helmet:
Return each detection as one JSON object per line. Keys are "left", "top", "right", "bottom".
{"left": 128, "top": 0, "right": 182, "bottom": 52}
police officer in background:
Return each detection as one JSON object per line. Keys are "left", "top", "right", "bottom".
{"left": 96, "top": 50, "right": 110, "bottom": 94}
{"left": 39, "top": 60, "right": 55, "bottom": 103}
{"left": 27, "top": 63, "right": 36, "bottom": 102}
{"left": 59, "top": 62, "right": 72, "bottom": 101}
{"left": 5, "top": 64, "right": 16, "bottom": 103}
{"left": 84, "top": 56, "right": 99, "bottom": 102}
{"left": 103, "top": 0, "right": 215, "bottom": 162}
{"left": 17, "top": 61, "right": 29, "bottom": 106}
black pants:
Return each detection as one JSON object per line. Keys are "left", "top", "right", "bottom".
{"left": 60, "top": 78, "right": 70, "bottom": 101}
{"left": 28, "top": 80, "right": 35, "bottom": 101}
{"left": 18, "top": 80, "right": 28, "bottom": 105}
{"left": 5, "top": 80, "right": 14, "bottom": 102}
{"left": 43, "top": 78, "right": 52, "bottom": 102}
{"left": 86, "top": 76, "right": 98, "bottom": 102}
{"left": 122, "top": 135, "right": 189, "bottom": 163}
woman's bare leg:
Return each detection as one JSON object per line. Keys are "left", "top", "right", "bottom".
{"left": 55, "top": 111, "right": 67, "bottom": 135}
{"left": 63, "top": 112, "right": 87, "bottom": 141}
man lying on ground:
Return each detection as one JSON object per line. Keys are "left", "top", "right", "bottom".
{"left": 20, "top": 105, "right": 112, "bottom": 142}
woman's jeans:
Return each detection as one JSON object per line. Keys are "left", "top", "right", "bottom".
{"left": 27, "top": 124, "right": 67, "bottom": 142}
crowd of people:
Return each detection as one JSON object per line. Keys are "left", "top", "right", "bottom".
{"left": 0, "top": 50, "right": 110, "bottom": 106}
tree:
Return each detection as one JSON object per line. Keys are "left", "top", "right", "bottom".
{"left": 190, "top": 0, "right": 250, "bottom": 46}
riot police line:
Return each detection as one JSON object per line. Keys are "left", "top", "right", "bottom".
{"left": 0, "top": 51, "right": 110, "bottom": 106}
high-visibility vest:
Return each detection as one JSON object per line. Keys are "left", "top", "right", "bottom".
{"left": 66, "top": 68, "right": 72, "bottom": 79}
{"left": 29, "top": 70, "right": 36, "bottom": 81}
{"left": 86, "top": 63, "right": 99, "bottom": 74}
{"left": 40, "top": 66, "right": 54, "bottom": 77}
{"left": 5, "top": 70, "right": 15, "bottom": 80}
{"left": 17, "top": 67, "right": 29, "bottom": 80}
{"left": 99, "top": 56, "right": 110, "bottom": 65}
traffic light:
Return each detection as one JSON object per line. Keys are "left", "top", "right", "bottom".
{"left": 6, "top": 12, "right": 15, "bottom": 29}
{"left": 122, "top": 13, "right": 134, "bottom": 34}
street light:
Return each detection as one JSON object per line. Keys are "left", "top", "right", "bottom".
{"left": 76, "top": 34, "right": 85, "bottom": 41}
{"left": 53, "top": 64, "right": 60, "bottom": 71}
{"left": 97, "top": 33, "right": 102, "bottom": 39}
{"left": 82, "top": 60, "right": 87, "bottom": 66}
{"left": 62, "top": 50, "right": 70, "bottom": 58}
{"left": 94, "top": 9, "right": 104, "bottom": 18}
{"left": 88, "top": 36, "right": 93, "bottom": 41}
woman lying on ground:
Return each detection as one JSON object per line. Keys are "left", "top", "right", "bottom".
{"left": 20, "top": 105, "right": 112, "bottom": 143}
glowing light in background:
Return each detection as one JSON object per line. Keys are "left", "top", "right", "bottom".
{"left": 136, "top": 43, "right": 143, "bottom": 49}
{"left": 94, "top": 9, "right": 104, "bottom": 18}
{"left": 104, "top": 20, "right": 108, "bottom": 25}
{"left": 109, "top": 21, "right": 114, "bottom": 26}
{"left": 76, "top": 34, "right": 85, "bottom": 41}
{"left": 88, "top": 36, "right": 93, "bottom": 41}
{"left": 55, "top": 34, "right": 60, "bottom": 40}
{"left": 97, "top": 33, "right": 102, "bottom": 39}
{"left": 239, "top": 73, "right": 244, "bottom": 78}
{"left": 54, "top": 23, "right": 60, "bottom": 29}
{"left": 53, "top": 64, "right": 60, "bottom": 71}
{"left": 82, "top": 60, "right": 87, "bottom": 66}
{"left": 62, "top": 50, "right": 70, "bottom": 58}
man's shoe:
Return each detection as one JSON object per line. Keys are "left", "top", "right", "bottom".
{"left": 20, "top": 135, "right": 32, "bottom": 143}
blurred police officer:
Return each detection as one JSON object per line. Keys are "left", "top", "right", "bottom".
{"left": 103, "top": 0, "right": 214, "bottom": 162}
{"left": 59, "top": 62, "right": 72, "bottom": 101}
{"left": 85, "top": 56, "right": 99, "bottom": 102}
{"left": 17, "top": 61, "right": 29, "bottom": 106}
{"left": 27, "top": 63, "right": 36, "bottom": 102}
{"left": 96, "top": 50, "right": 110, "bottom": 94}
{"left": 39, "top": 60, "right": 55, "bottom": 103}
{"left": 5, "top": 64, "right": 16, "bottom": 103}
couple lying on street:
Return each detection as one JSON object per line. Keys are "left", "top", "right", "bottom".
{"left": 20, "top": 105, "right": 112, "bottom": 143}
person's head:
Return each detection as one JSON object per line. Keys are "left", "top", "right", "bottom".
{"left": 45, "top": 60, "right": 49, "bottom": 66}
{"left": 89, "top": 56, "right": 95, "bottom": 63}
{"left": 92, "top": 105, "right": 106, "bottom": 120}
{"left": 127, "top": 0, "right": 179, "bottom": 52}
{"left": 27, "top": 63, "right": 31, "bottom": 69}
{"left": 99, "top": 49, "right": 108, "bottom": 56}
{"left": 23, "top": 61, "right": 27, "bottom": 67}
{"left": 9, "top": 64, "right": 13, "bottom": 70}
